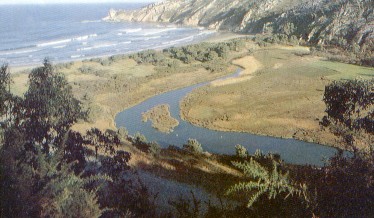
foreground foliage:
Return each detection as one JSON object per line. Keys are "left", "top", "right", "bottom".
{"left": 227, "top": 158, "right": 308, "bottom": 208}
{"left": 0, "top": 61, "right": 155, "bottom": 217}
{"left": 1, "top": 60, "right": 373, "bottom": 217}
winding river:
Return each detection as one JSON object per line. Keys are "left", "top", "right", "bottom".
{"left": 115, "top": 69, "right": 338, "bottom": 166}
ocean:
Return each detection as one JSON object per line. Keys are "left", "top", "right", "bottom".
{"left": 0, "top": 3, "right": 216, "bottom": 67}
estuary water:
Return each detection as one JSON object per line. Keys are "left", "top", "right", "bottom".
{"left": 0, "top": 3, "right": 215, "bottom": 66}
{"left": 1, "top": 3, "right": 339, "bottom": 166}
{"left": 115, "top": 69, "right": 338, "bottom": 166}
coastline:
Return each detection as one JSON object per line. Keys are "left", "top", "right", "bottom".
{"left": 8, "top": 31, "right": 244, "bottom": 73}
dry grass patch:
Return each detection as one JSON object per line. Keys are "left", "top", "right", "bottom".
{"left": 142, "top": 104, "right": 179, "bottom": 133}
{"left": 181, "top": 46, "right": 373, "bottom": 148}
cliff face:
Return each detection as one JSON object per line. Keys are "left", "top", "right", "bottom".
{"left": 105, "top": 0, "right": 373, "bottom": 48}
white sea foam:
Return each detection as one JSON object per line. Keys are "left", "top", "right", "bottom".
{"left": 53, "top": 45, "right": 67, "bottom": 49}
{"left": 73, "top": 34, "right": 97, "bottom": 41}
{"left": 38, "top": 34, "right": 98, "bottom": 47}
{"left": 81, "top": 20, "right": 101, "bottom": 23}
{"left": 76, "top": 47, "right": 93, "bottom": 51}
{"left": 119, "top": 28, "right": 142, "bottom": 33}
{"left": 77, "top": 43, "right": 118, "bottom": 51}
{"left": 37, "top": 39, "right": 71, "bottom": 47}
{"left": 71, "top": 54, "right": 85, "bottom": 59}
{"left": 0, "top": 48, "right": 40, "bottom": 56}
{"left": 139, "top": 28, "right": 177, "bottom": 36}
{"left": 92, "top": 43, "right": 117, "bottom": 49}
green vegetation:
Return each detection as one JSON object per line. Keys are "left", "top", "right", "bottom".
{"left": 183, "top": 138, "right": 203, "bottom": 154}
{"left": 164, "top": 40, "right": 245, "bottom": 64}
{"left": 142, "top": 104, "right": 179, "bottom": 133}
{"left": 235, "top": 144, "right": 248, "bottom": 158}
{"left": 252, "top": 33, "right": 299, "bottom": 47}
{"left": 131, "top": 132, "right": 161, "bottom": 155}
{"left": 227, "top": 158, "right": 308, "bottom": 208}
{"left": 224, "top": 79, "right": 374, "bottom": 217}
{"left": 180, "top": 45, "right": 374, "bottom": 147}
{"left": 321, "top": 79, "right": 373, "bottom": 151}
{"left": 1, "top": 37, "right": 373, "bottom": 217}
{"left": 0, "top": 62, "right": 157, "bottom": 217}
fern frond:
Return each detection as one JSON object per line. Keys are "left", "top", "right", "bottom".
{"left": 247, "top": 189, "right": 266, "bottom": 207}
{"left": 226, "top": 181, "right": 259, "bottom": 195}
{"left": 228, "top": 158, "right": 309, "bottom": 208}
{"left": 232, "top": 158, "right": 268, "bottom": 179}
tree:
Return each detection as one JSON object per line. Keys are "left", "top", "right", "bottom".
{"left": 86, "top": 128, "right": 120, "bottom": 159}
{"left": 1, "top": 123, "right": 113, "bottom": 217}
{"left": 0, "top": 127, "right": 38, "bottom": 217}
{"left": 315, "top": 79, "right": 374, "bottom": 217}
{"left": 321, "top": 79, "right": 374, "bottom": 152}
{"left": 21, "top": 59, "right": 83, "bottom": 153}
{"left": 39, "top": 169, "right": 105, "bottom": 218}
{"left": 64, "top": 131, "right": 87, "bottom": 173}
{"left": 0, "top": 64, "right": 12, "bottom": 122}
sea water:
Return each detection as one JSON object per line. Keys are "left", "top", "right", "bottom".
{"left": 0, "top": 3, "right": 216, "bottom": 66}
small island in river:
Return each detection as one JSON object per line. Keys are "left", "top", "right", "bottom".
{"left": 142, "top": 104, "right": 179, "bottom": 133}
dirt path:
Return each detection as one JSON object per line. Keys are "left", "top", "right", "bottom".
{"left": 211, "top": 56, "right": 262, "bottom": 87}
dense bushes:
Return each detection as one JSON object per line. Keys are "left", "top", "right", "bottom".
{"left": 164, "top": 40, "right": 245, "bottom": 64}
{"left": 253, "top": 33, "right": 300, "bottom": 47}
{"left": 310, "top": 45, "right": 374, "bottom": 67}
{"left": 0, "top": 62, "right": 156, "bottom": 218}
{"left": 129, "top": 50, "right": 166, "bottom": 65}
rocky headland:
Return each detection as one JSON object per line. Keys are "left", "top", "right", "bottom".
{"left": 104, "top": 0, "right": 373, "bottom": 50}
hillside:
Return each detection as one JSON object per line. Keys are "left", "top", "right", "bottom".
{"left": 105, "top": 0, "right": 373, "bottom": 50}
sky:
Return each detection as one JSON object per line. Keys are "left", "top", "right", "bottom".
{"left": 0, "top": 0, "right": 156, "bottom": 4}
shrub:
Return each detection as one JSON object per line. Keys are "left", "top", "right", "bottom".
{"left": 100, "top": 59, "right": 111, "bottom": 66}
{"left": 132, "top": 133, "right": 160, "bottom": 155}
{"left": 183, "top": 138, "right": 203, "bottom": 154}
{"left": 202, "top": 61, "right": 228, "bottom": 73}
{"left": 148, "top": 141, "right": 161, "bottom": 156}
{"left": 109, "top": 54, "right": 126, "bottom": 63}
{"left": 130, "top": 50, "right": 166, "bottom": 65}
{"left": 235, "top": 144, "right": 248, "bottom": 158}
{"left": 117, "top": 127, "right": 128, "bottom": 142}
{"left": 79, "top": 65, "right": 94, "bottom": 74}
{"left": 134, "top": 132, "right": 147, "bottom": 144}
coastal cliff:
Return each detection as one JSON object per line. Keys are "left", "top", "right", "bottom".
{"left": 104, "top": 0, "right": 373, "bottom": 49}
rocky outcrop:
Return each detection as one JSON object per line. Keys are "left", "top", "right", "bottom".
{"left": 105, "top": 0, "right": 373, "bottom": 49}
